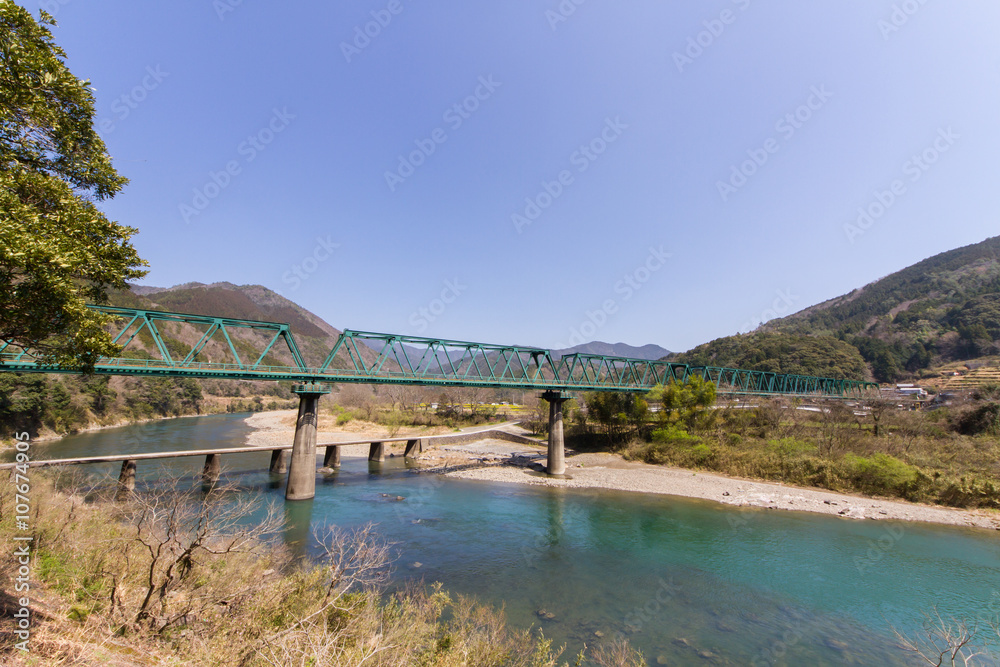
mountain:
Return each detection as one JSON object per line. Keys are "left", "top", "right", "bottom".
{"left": 111, "top": 282, "right": 366, "bottom": 369}
{"left": 552, "top": 342, "right": 671, "bottom": 360}
{"left": 672, "top": 236, "right": 1000, "bottom": 383}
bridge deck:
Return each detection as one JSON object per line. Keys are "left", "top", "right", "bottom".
{"left": 0, "top": 429, "right": 545, "bottom": 471}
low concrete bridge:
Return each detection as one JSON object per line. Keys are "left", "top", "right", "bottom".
{"left": 0, "top": 426, "right": 544, "bottom": 500}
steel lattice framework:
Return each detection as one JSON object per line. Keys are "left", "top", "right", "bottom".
{"left": 0, "top": 306, "right": 878, "bottom": 398}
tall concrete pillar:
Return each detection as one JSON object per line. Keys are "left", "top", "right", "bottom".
{"left": 542, "top": 391, "right": 567, "bottom": 477}
{"left": 286, "top": 384, "right": 331, "bottom": 501}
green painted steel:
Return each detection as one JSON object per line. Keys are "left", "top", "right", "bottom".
{"left": 0, "top": 306, "right": 878, "bottom": 398}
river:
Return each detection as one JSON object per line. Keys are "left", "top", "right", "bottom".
{"left": 18, "top": 413, "right": 1000, "bottom": 665}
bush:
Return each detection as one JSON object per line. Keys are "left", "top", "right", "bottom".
{"left": 651, "top": 424, "right": 696, "bottom": 443}
{"left": 842, "top": 453, "right": 922, "bottom": 497}
{"left": 691, "top": 443, "right": 714, "bottom": 464}
{"left": 954, "top": 402, "right": 1000, "bottom": 436}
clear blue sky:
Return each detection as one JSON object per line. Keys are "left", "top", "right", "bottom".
{"left": 24, "top": 0, "right": 1000, "bottom": 352}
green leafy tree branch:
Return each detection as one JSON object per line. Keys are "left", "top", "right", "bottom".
{"left": 1, "top": 4, "right": 147, "bottom": 369}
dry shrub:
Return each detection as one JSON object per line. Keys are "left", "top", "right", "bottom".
{"left": 589, "top": 636, "right": 645, "bottom": 667}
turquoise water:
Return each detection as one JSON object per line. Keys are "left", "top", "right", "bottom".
{"left": 20, "top": 414, "right": 1000, "bottom": 665}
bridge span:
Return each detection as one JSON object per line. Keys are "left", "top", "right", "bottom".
{"left": 0, "top": 305, "right": 878, "bottom": 500}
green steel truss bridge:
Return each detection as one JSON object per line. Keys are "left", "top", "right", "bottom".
{"left": 0, "top": 306, "right": 877, "bottom": 399}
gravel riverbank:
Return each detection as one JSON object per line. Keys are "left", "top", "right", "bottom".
{"left": 245, "top": 411, "right": 1000, "bottom": 531}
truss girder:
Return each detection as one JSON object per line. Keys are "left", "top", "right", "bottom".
{"left": 0, "top": 306, "right": 878, "bottom": 398}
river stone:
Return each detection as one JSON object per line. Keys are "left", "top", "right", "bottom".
{"left": 656, "top": 655, "right": 670, "bottom": 665}
{"left": 824, "top": 638, "right": 849, "bottom": 651}
{"left": 593, "top": 630, "right": 604, "bottom": 638}
{"left": 672, "top": 637, "right": 691, "bottom": 648}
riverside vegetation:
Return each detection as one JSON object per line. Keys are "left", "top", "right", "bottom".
{"left": 558, "top": 378, "right": 1000, "bottom": 510}
{"left": 0, "top": 475, "right": 645, "bottom": 666}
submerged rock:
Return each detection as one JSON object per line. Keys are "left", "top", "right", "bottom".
{"left": 824, "top": 638, "right": 849, "bottom": 652}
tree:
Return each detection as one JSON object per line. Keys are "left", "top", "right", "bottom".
{"left": 83, "top": 375, "right": 116, "bottom": 414}
{"left": 649, "top": 375, "right": 717, "bottom": 431}
{"left": 957, "top": 324, "right": 992, "bottom": 359}
{"left": 861, "top": 395, "right": 894, "bottom": 437}
{"left": 585, "top": 392, "right": 648, "bottom": 444}
{"left": 0, "top": 6, "right": 147, "bottom": 370}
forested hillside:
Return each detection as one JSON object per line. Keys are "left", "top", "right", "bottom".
{"left": 673, "top": 236, "right": 1000, "bottom": 383}
{"left": 673, "top": 333, "right": 869, "bottom": 379}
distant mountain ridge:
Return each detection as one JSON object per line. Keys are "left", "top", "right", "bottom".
{"left": 552, "top": 341, "right": 671, "bottom": 360}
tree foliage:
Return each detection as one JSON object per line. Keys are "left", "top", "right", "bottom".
{"left": 648, "top": 375, "right": 717, "bottom": 431}
{"left": 584, "top": 391, "right": 648, "bottom": 444}
{"left": 0, "top": 5, "right": 146, "bottom": 369}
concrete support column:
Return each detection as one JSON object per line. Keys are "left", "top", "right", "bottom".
{"left": 269, "top": 449, "right": 289, "bottom": 474}
{"left": 323, "top": 444, "right": 341, "bottom": 468}
{"left": 286, "top": 384, "right": 330, "bottom": 501}
{"left": 117, "top": 459, "right": 136, "bottom": 500}
{"left": 202, "top": 453, "right": 221, "bottom": 484}
{"left": 404, "top": 438, "right": 423, "bottom": 459}
{"left": 542, "top": 391, "right": 567, "bottom": 477}
{"left": 368, "top": 441, "right": 385, "bottom": 463}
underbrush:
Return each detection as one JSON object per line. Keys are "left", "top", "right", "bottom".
{"left": 0, "top": 476, "right": 642, "bottom": 667}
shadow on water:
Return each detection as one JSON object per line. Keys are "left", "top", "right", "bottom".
{"left": 19, "top": 414, "right": 1000, "bottom": 665}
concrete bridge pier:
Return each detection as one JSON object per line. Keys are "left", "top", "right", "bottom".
{"left": 369, "top": 441, "right": 385, "bottom": 463}
{"left": 269, "top": 449, "right": 289, "bottom": 474}
{"left": 202, "top": 453, "right": 221, "bottom": 484}
{"left": 286, "top": 384, "right": 331, "bottom": 501}
{"left": 117, "top": 459, "right": 137, "bottom": 500}
{"left": 542, "top": 390, "right": 568, "bottom": 477}
{"left": 323, "top": 444, "right": 341, "bottom": 468}
{"left": 404, "top": 438, "right": 424, "bottom": 459}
